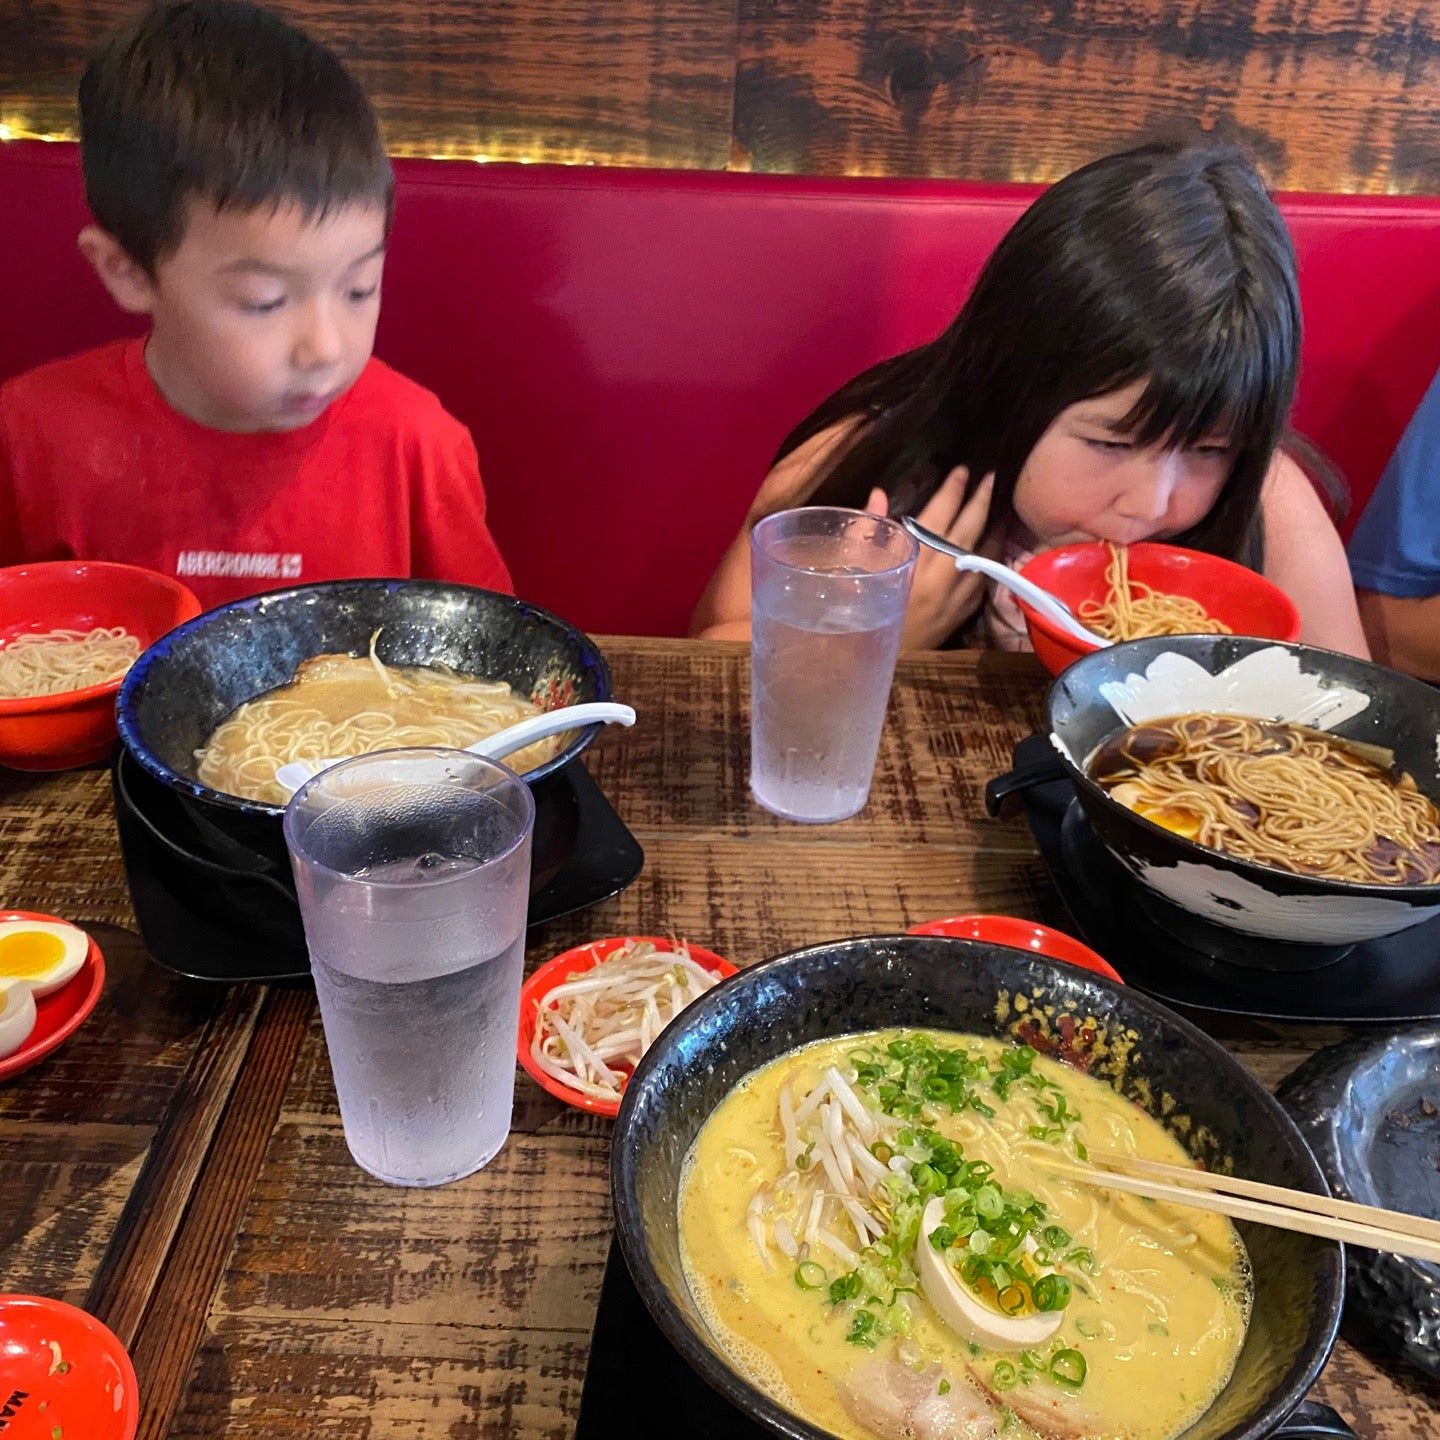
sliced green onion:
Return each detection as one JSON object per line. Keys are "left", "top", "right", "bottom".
{"left": 1042, "top": 1225, "right": 1070, "bottom": 1250}
{"left": 846, "top": 1309, "right": 878, "bottom": 1348}
{"left": 794, "top": 1261, "right": 827, "bottom": 1290}
{"left": 1050, "top": 1349, "right": 1087, "bottom": 1388}
{"left": 996, "top": 1284, "right": 1028, "bottom": 1316}
{"left": 974, "top": 1185, "right": 1004, "bottom": 1220}
{"left": 991, "top": 1360, "right": 1019, "bottom": 1391}
{"left": 938, "top": 1379, "right": 952, "bottom": 1396}
{"left": 1032, "top": 1274, "right": 1071, "bottom": 1311}
{"left": 960, "top": 1255, "right": 988, "bottom": 1287}
{"left": 828, "top": 1271, "right": 863, "bottom": 1304}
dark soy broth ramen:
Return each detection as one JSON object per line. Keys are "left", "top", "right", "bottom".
{"left": 1089, "top": 714, "right": 1440, "bottom": 886}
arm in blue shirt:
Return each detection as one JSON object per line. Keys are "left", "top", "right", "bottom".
{"left": 1349, "top": 368, "right": 1440, "bottom": 599}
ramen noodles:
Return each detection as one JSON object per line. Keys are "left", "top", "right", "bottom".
{"left": 681, "top": 1030, "right": 1251, "bottom": 1440}
{"left": 0, "top": 626, "right": 141, "bottom": 699}
{"left": 195, "top": 636, "right": 561, "bottom": 805}
{"left": 1090, "top": 714, "right": 1440, "bottom": 885}
{"left": 1079, "top": 544, "right": 1231, "bottom": 642}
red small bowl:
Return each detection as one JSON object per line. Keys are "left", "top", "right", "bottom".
{"left": 907, "top": 913, "right": 1123, "bottom": 983}
{"left": 518, "top": 936, "right": 737, "bottom": 1117}
{"left": 0, "top": 561, "right": 201, "bottom": 770}
{"left": 0, "top": 912, "right": 106, "bottom": 1081}
{"left": 1016, "top": 542, "right": 1301, "bottom": 677}
{"left": 0, "top": 1294, "right": 139, "bottom": 1439}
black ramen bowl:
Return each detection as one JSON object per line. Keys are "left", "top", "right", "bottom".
{"left": 114, "top": 579, "right": 612, "bottom": 888}
{"left": 613, "top": 936, "right": 1347, "bottom": 1440}
{"left": 1048, "top": 635, "right": 1440, "bottom": 948}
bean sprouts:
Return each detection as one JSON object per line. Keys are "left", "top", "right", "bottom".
{"left": 530, "top": 939, "right": 723, "bottom": 1101}
{"left": 744, "top": 1063, "right": 900, "bottom": 1272}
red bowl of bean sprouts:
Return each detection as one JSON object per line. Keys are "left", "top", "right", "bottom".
{"left": 518, "top": 936, "right": 738, "bottom": 1117}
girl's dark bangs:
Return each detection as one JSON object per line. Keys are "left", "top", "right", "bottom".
{"left": 1115, "top": 323, "right": 1277, "bottom": 452}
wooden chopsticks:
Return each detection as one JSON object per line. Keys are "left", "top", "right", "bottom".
{"left": 1042, "top": 1149, "right": 1440, "bottom": 1264}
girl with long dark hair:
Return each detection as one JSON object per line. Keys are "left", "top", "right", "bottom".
{"left": 692, "top": 140, "right": 1367, "bottom": 656}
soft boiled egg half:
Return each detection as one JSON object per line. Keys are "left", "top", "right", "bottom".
{"left": 917, "top": 1197, "right": 1064, "bottom": 1351}
{"left": 0, "top": 918, "right": 89, "bottom": 999}
{"left": 0, "top": 977, "right": 37, "bottom": 1060}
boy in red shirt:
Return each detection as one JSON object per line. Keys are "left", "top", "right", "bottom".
{"left": 0, "top": 0, "right": 511, "bottom": 608}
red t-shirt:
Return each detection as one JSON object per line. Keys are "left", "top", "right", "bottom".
{"left": 0, "top": 340, "right": 512, "bottom": 607}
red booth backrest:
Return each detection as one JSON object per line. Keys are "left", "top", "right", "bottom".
{"left": 4, "top": 141, "right": 1440, "bottom": 637}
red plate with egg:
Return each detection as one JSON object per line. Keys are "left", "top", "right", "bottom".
{"left": 518, "top": 936, "right": 737, "bottom": 1117}
{"left": 0, "top": 1294, "right": 139, "bottom": 1439}
{"left": 0, "top": 912, "right": 105, "bottom": 1082}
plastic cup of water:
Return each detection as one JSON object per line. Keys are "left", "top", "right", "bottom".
{"left": 283, "top": 748, "right": 534, "bottom": 1186}
{"left": 749, "top": 507, "right": 918, "bottom": 822}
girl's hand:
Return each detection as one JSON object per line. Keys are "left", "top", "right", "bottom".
{"left": 866, "top": 469, "right": 995, "bottom": 649}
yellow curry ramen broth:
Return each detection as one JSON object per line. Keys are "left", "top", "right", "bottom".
{"left": 680, "top": 1031, "right": 1249, "bottom": 1440}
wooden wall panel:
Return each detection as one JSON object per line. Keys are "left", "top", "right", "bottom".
{"left": 0, "top": 0, "right": 742, "bottom": 169}
{"left": 733, "top": 0, "right": 1440, "bottom": 191}
{"left": 3, "top": 0, "right": 1440, "bottom": 190}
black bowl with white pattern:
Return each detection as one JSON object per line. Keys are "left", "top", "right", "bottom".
{"left": 1048, "top": 636, "right": 1440, "bottom": 951}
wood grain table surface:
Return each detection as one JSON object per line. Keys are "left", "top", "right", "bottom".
{"left": 1, "top": 638, "right": 1436, "bottom": 1438}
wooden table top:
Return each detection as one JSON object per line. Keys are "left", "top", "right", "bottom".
{"left": 1, "top": 638, "right": 1437, "bottom": 1439}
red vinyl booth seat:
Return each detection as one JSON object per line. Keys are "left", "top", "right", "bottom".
{"left": 4, "top": 140, "right": 1440, "bottom": 637}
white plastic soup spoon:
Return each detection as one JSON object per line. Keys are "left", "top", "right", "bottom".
{"left": 274, "top": 701, "right": 637, "bottom": 796}
{"left": 900, "top": 516, "right": 1110, "bottom": 650}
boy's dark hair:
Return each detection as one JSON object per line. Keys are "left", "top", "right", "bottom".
{"left": 79, "top": 0, "right": 393, "bottom": 270}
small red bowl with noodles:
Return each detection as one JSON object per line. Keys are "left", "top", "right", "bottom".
{"left": 0, "top": 562, "right": 201, "bottom": 771}
{"left": 1016, "top": 541, "right": 1300, "bottom": 677}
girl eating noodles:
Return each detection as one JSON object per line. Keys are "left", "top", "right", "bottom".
{"left": 691, "top": 140, "right": 1368, "bottom": 658}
